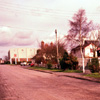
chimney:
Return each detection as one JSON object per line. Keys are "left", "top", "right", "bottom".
{"left": 41, "top": 41, "right": 44, "bottom": 49}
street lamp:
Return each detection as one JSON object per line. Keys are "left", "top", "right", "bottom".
{"left": 55, "top": 29, "right": 59, "bottom": 68}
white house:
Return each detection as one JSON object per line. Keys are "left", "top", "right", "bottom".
{"left": 84, "top": 43, "right": 97, "bottom": 58}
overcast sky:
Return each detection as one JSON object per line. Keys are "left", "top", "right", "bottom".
{"left": 0, "top": 0, "right": 100, "bottom": 59}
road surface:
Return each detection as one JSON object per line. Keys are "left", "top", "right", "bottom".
{"left": 0, "top": 65, "right": 100, "bottom": 100}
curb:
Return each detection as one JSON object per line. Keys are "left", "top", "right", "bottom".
{"left": 23, "top": 67, "right": 100, "bottom": 83}
{"left": 60, "top": 75, "right": 100, "bottom": 83}
{"left": 33, "top": 69, "right": 100, "bottom": 83}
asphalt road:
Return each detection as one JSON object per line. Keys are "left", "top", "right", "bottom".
{"left": 0, "top": 65, "right": 100, "bottom": 100}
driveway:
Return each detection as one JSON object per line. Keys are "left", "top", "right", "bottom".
{"left": 0, "top": 65, "right": 100, "bottom": 100}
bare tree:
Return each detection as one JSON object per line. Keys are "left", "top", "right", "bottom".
{"left": 90, "top": 23, "right": 100, "bottom": 31}
{"left": 35, "top": 40, "right": 66, "bottom": 65}
{"left": 65, "top": 9, "right": 92, "bottom": 73}
{"left": 4, "top": 56, "right": 9, "bottom": 61}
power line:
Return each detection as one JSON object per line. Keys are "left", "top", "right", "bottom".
{"left": 0, "top": 5, "right": 99, "bottom": 20}
{"left": 0, "top": 6, "right": 72, "bottom": 18}
{"left": 0, "top": 1, "right": 99, "bottom": 26}
{"left": 0, "top": 1, "right": 77, "bottom": 14}
{"left": 0, "top": 1, "right": 100, "bottom": 16}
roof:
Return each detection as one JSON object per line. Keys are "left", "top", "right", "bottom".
{"left": 71, "top": 40, "right": 99, "bottom": 51}
{"left": 0, "top": 58, "right": 2, "bottom": 60}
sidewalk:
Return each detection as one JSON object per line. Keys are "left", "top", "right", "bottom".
{"left": 32, "top": 69, "right": 100, "bottom": 83}
{"left": 20, "top": 65, "right": 100, "bottom": 83}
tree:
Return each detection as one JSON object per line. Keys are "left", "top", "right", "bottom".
{"left": 34, "top": 41, "right": 66, "bottom": 65}
{"left": 65, "top": 9, "right": 92, "bottom": 73}
{"left": 69, "top": 9, "right": 92, "bottom": 37}
{"left": 4, "top": 56, "right": 10, "bottom": 64}
{"left": 66, "top": 9, "right": 92, "bottom": 49}
{"left": 4, "top": 56, "right": 9, "bottom": 61}
{"left": 43, "top": 41, "right": 66, "bottom": 64}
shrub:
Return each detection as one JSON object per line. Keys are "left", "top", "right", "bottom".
{"left": 60, "top": 52, "right": 69, "bottom": 70}
{"left": 88, "top": 58, "right": 99, "bottom": 73}
{"left": 47, "top": 62, "right": 52, "bottom": 69}
{"left": 4, "top": 61, "right": 10, "bottom": 64}
{"left": 60, "top": 52, "right": 78, "bottom": 70}
{"left": 65, "top": 60, "right": 72, "bottom": 70}
{"left": 69, "top": 54, "right": 78, "bottom": 70}
{"left": 17, "top": 61, "right": 21, "bottom": 65}
{"left": 60, "top": 58, "right": 67, "bottom": 70}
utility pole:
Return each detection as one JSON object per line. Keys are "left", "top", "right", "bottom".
{"left": 97, "top": 30, "right": 100, "bottom": 66}
{"left": 55, "top": 29, "right": 59, "bottom": 68}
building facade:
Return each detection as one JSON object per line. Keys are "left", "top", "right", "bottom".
{"left": 8, "top": 48, "right": 37, "bottom": 64}
{"left": 71, "top": 41, "right": 98, "bottom": 67}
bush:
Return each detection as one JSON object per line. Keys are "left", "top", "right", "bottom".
{"left": 65, "top": 60, "right": 72, "bottom": 70}
{"left": 60, "top": 58, "right": 67, "bottom": 70}
{"left": 87, "top": 58, "right": 99, "bottom": 73}
{"left": 4, "top": 61, "right": 10, "bottom": 64}
{"left": 47, "top": 62, "right": 52, "bottom": 69}
{"left": 69, "top": 54, "right": 78, "bottom": 70}
{"left": 17, "top": 61, "right": 21, "bottom": 65}
{"left": 60, "top": 52, "right": 78, "bottom": 70}
{"left": 60, "top": 52, "right": 69, "bottom": 70}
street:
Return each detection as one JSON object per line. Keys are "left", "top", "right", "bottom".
{"left": 0, "top": 65, "right": 100, "bottom": 100}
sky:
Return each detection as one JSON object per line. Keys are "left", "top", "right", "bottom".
{"left": 0, "top": 0, "right": 100, "bottom": 59}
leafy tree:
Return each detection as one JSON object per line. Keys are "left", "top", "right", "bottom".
{"left": 65, "top": 9, "right": 92, "bottom": 73}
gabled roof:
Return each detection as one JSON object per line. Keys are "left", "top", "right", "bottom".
{"left": 71, "top": 40, "right": 99, "bottom": 51}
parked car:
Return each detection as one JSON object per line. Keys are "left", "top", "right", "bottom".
{"left": 30, "top": 63, "right": 34, "bottom": 67}
{"left": 20, "top": 62, "right": 27, "bottom": 66}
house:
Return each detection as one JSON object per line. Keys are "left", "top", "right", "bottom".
{"left": 71, "top": 40, "right": 99, "bottom": 67}
{"left": 0, "top": 58, "right": 4, "bottom": 64}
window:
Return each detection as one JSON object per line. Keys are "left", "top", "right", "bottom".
{"left": 90, "top": 49, "right": 93, "bottom": 53}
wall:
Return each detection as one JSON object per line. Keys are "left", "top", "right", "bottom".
{"left": 85, "top": 43, "right": 97, "bottom": 58}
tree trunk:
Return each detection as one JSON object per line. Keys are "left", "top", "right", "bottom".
{"left": 80, "top": 47, "right": 85, "bottom": 73}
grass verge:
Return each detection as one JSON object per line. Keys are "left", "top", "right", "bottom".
{"left": 28, "top": 66, "right": 62, "bottom": 72}
{"left": 28, "top": 66, "right": 82, "bottom": 73}
{"left": 64, "top": 70, "right": 82, "bottom": 73}
{"left": 84, "top": 73, "right": 100, "bottom": 79}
